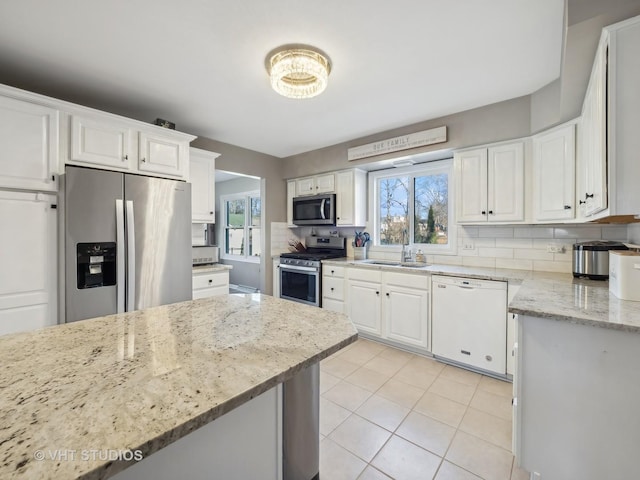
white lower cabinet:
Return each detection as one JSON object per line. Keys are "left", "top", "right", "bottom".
{"left": 346, "top": 266, "right": 382, "bottom": 336}
{"left": 0, "top": 190, "right": 57, "bottom": 336}
{"left": 272, "top": 259, "right": 281, "bottom": 298}
{"left": 192, "top": 270, "right": 229, "bottom": 299}
{"left": 384, "top": 281, "right": 429, "bottom": 349}
{"left": 343, "top": 267, "right": 430, "bottom": 351}
{"left": 322, "top": 265, "right": 345, "bottom": 313}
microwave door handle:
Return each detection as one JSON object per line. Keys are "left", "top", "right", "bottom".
{"left": 320, "top": 199, "right": 326, "bottom": 219}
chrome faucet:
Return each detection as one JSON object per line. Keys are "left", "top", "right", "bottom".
{"left": 400, "top": 228, "right": 412, "bottom": 262}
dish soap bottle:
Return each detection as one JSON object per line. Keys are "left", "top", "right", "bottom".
{"left": 415, "top": 249, "right": 425, "bottom": 263}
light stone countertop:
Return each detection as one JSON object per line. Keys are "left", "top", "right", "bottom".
{"left": 0, "top": 295, "right": 357, "bottom": 480}
{"left": 326, "top": 258, "right": 640, "bottom": 332}
{"left": 192, "top": 263, "right": 233, "bottom": 274}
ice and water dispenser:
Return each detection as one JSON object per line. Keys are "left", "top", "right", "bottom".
{"left": 76, "top": 243, "right": 117, "bottom": 289}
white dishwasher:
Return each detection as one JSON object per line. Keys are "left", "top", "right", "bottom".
{"left": 431, "top": 275, "right": 507, "bottom": 375}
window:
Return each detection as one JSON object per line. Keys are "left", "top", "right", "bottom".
{"left": 222, "top": 191, "right": 261, "bottom": 261}
{"left": 370, "top": 159, "right": 455, "bottom": 254}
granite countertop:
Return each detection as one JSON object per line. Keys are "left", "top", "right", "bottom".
{"left": 322, "top": 258, "right": 556, "bottom": 284}
{"left": 326, "top": 258, "right": 640, "bottom": 332}
{"left": 509, "top": 275, "right": 640, "bottom": 333}
{"left": 192, "top": 263, "right": 233, "bottom": 274}
{"left": 0, "top": 295, "right": 357, "bottom": 480}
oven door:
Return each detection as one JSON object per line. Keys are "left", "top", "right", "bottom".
{"left": 280, "top": 264, "right": 320, "bottom": 307}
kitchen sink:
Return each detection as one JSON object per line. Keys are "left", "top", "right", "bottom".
{"left": 362, "top": 260, "right": 401, "bottom": 266}
{"left": 361, "top": 260, "right": 429, "bottom": 268}
{"left": 399, "top": 261, "right": 429, "bottom": 268}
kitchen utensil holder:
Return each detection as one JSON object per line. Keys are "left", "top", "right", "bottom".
{"left": 353, "top": 246, "right": 368, "bottom": 260}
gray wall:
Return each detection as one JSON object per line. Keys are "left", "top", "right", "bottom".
{"left": 215, "top": 176, "right": 261, "bottom": 290}
{"left": 193, "top": 137, "right": 285, "bottom": 294}
{"left": 281, "top": 96, "right": 532, "bottom": 177}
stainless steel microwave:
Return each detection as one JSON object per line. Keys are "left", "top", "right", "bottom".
{"left": 292, "top": 193, "right": 336, "bottom": 226}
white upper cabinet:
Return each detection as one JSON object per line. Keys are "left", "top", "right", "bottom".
{"left": 190, "top": 147, "right": 219, "bottom": 223}
{"left": 71, "top": 115, "right": 132, "bottom": 170}
{"left": 69, "top": 113, "right": 194, "bottom": 179}
{"left": 295, "top": 173, "right": 335, "bottom": 196}
{"left": 138, "top": 131, "right": 189, "bottom": 178}
{"left": 335, "top": 169, "right": 366, "bottom": 226}
{"left": 533, "top": 122, "right": 576, "bottom": 222}
{"left": 286, "top": 180, "right": 296, "bottom": 227}
{"left": 577, "top": 16, "right": 640, "bottom": 220}
{"left": 456, "top": 141, "right": 524, "bottom": 223}
{"left": 456, "top": 148, "right": 488, "bottom": 222}
{"left": 578, "top": 38, "right": 608, "bottom": 218}
{"left": 0, "top": 96, "right": 59, "bottom": 191}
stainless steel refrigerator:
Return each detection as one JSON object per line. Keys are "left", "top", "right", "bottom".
{"left": 64, "top": 166, "right": 192, "bottom": 322}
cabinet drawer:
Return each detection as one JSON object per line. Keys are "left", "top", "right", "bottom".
{"left": 347, "top": 267, "right": 382, "bottom": 283}
{"left": 323, "top": 265, "right": 344, "bottom": 278}
{"left": 193, "top": 286, "right": 228, "bottom": 299}
{"left": 193, "top": 271, "right": 228, "bottom": 290}
{"left": 384, "top": 271, "right": 430, "bottom": 290}
{"left": 323, "top": 276, "right": 344, "bottom": 300}
{"left": 322, "top": 298, "right": 344, "bottom": 314}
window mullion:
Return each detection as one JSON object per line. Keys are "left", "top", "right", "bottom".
{"left": 408, "top": 175, "right": 415, "bottom": 244}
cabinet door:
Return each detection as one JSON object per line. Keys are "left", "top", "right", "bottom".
{"left": 295, "top": 177, "right": 315, "bottom": 196}
{"left": 487, "top": 142, "right": 524, "bottom": 222}
{"left": 190, "top": 149, "right": 217, "bottom": 223}
{"left": 347, "top": 280, "right": 381, "bottom": 336}
{"left": 286, "top": 180, "right": 296, "bottom": 226}
{"left": 0, "top": 191, "right": 57, "bottom": 336}
{"left": 456, "top": 149, "right": 488, "bottom": 222}
{"left": 0, "top": 96, "right": 59, "bottom": 191}
{"left": 138, "top": 132, "right": 188, "bottom": 178}
{"left": 533, "top": 124, "right": 575, "bottom": 221}
{"left": 70, "top": 115, "right": 132, "bottom": 170}
{"left": 272, "top": 260, "right": 281, "bottom": 298}
{"left": 315, "top": 173, "right": 335, "bottom": 193}
{"left": 384, "top": 285, "right": 429, "bottom": 349}
{"left": 336, "top": 170, "right": 354, "bottom": 226}
{"left": 584, "top": 41, "right": 608, "bottom": 216}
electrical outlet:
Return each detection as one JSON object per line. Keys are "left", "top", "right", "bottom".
{"left": 462, "top": 243, "right": 475, "bottom": 251}
{"left": 546, "top": 244, "right": 566, "bottom": 254}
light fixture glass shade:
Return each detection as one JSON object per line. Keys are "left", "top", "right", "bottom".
{"left": 268, "top": 47, "right": 331, "bottom": 99}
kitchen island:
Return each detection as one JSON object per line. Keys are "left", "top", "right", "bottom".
{"left": 509, "top": 276, "right": 640, "bottom": 480}
{"left": 0, "top": 294, "right": 357, "bottom": 480}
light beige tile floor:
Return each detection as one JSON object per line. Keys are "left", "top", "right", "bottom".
{"left": 320, "top": 338, "right": 529, "bottom": 480}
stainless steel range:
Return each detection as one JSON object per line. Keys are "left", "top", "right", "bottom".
{"left": 279, "top": 236, "right": 346, "bottom": 307}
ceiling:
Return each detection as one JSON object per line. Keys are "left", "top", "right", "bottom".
{"left": 0, "top": 1, "right": 564, "bottom": 158}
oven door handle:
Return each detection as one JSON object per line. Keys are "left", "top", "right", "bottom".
{"left": 280, "top": 264, "right": 318, "bottom": 273}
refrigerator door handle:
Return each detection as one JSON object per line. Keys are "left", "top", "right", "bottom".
{"left": 125, "top": 200, "right": 136, "bottom": 312}
{"left": 115, "top": 199, "right": 125, "bottom": 314}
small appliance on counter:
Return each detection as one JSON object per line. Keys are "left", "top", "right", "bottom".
{"left": 572, "top": 241, "right": 629, "bottom": 280}
{"left": 192, "top": 246, "right": 220, "bottom": 266}
{"left": 609, "top": 250, "right": 640, "bottom": 301}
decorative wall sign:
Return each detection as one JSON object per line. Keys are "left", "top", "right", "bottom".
{"left": 348, "top": 126, "right": 447, "bottom": 161}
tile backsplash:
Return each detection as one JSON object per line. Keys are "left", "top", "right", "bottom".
{"left": 272, "top": 222, "right": 631, "bottom": 273}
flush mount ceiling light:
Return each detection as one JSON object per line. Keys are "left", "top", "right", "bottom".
{"left": 266, "top": 45, "right": 331, "bottom": 99}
